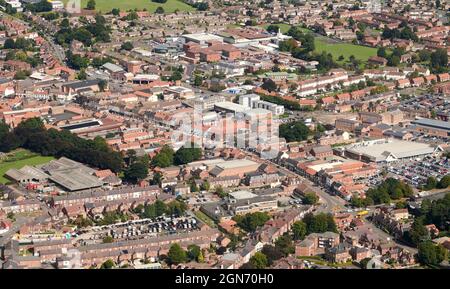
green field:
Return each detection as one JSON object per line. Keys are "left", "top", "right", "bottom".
{"left": 62, "top": 0, "right": 195, "bottom": 14}
{"left": 260, "top": 24, "right": 313, "bottom": 34}
{"left": 314, "top": 37, "right": 377, "bottom": 63}
{"left": 261, "top": 23, "right": 375, "bottom": 63}
{"left": 261, "top": 23, "right": 292, "bottom": 34}
{"left": 0, "top": 150, "right": 54, "bottom": 184}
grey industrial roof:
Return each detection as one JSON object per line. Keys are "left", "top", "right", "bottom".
{"left": 102, "top": 62, "right": 124, "bottom": 73}
{"left": 38, "top": 157, "right": 96, "bottom": 175}
{"left": 411, "top": 118, "right": 450, "bottom": 131}
{"left": 5, "top": 166, "right": 49, "bottom": 182}
{"left": 345, "top": 139, "right": 438, "bottom": 162}
{"left": 49, "top": 169, "right": 103, "bottom": 191}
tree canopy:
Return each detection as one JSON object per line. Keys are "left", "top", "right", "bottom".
{"left": 292, "top": 220, "right": 307, "bottom": 240}
{"left": 303, "top": 212, "right": 337, "bottom": 234}
{"left": 249, "top": 252, "right": 268, "bottom": 269}
{"left": 151, "top": 145, "right": 174, "bottom": 168}
{"left": 233, "top": 212, "right": 270, "bottom": 232}
{"left": 417, "top": 241, "right": 447, "bottom": 266}
{"left": 174, "top": 145, "right": 202, "bottom": 165}
{"left": 86, "top": 0, "right": 96, "bottom": 10}
{"left": 120, "top": 42, "right": 134, "bottom": 51}
{"left": 279, "top": 121, "right": 311, "bottom": 142}
{"left": 0, "top": 118, "right": 123, "bottom": 172}
{"left": 168, "top": 243, "right": 187, "bottom": 264}
{"left": 26, "top": 0, "right": 52, "bottom": 13}
{"left": 366, "top": 178, "right": 413, "bottom": 205}
{"left": 123, "top": 161, "right": 148, "bottom": 183}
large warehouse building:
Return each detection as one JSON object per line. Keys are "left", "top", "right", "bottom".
{"left": 410, "top": 118, "right": 450, "bottom": 138}
{"left": 5, "top": 157, "right": 104, "bottom": 192}
{"left": 343, "top": 139, "right": 443, "bottom": 163}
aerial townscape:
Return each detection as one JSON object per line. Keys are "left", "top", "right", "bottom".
{"left": 0, "top": 0, "right": 449, "bottom": 272}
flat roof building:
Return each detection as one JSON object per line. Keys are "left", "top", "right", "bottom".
{"left": 344, "top": 139, "right": 442, "bottom": 163}
{"left": 209, "top": 159, "right": 260, "bottom": 177}
{"left": 183, "top": 33, "right": 224, "bottom": 45}
{"left": 214, "top": 102, "right": 250, "bottom": 114}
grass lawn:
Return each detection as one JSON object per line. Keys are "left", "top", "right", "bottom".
{"left": 260, "top": 23, "right": 292, "bottom": 34}
{"left": 63, "top": 0, "right": 195, "bottom": 14}
{"left": 314, "top": 37, "right": 377, "bottom": 63}
{"left": 260, "top": 24, "right": 314, "bottom": 34}
{"left": 0, "top": 149, "right": 54, "bottom": 184}
{"left": 194, "top": 210, "right": 217, "bottom": 228}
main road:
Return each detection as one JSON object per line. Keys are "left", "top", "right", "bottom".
{"left": 244, "top": 150, "right": 346, "bottom": 213}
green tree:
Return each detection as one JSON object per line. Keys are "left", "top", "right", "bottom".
{"left": 233, "top": 212, "right": 270, "bottom": 232}
{"left": 86, "top": 0, "right": 96, "bottom": 10}
{"left": 190, "top": 180, "right": 199, "bottom": 193}
{"left": 6, "top": 212, "right": 15, "bottom": 221}
{"left": 193, "top": 74, "right": 203, "bottom": 86}
{"left": 430, "top": 49, "right": 448, "bottom": 73}
{"left": 278, "top": 38, "right": 298, "bottom": 52}
{"left": 77, "top": 69, "right": 87, "bottom": 80}
{"left": 407, "top": 218, "right": 430, "bottom": 246}
{"left": 187, "top": 244, "right": 201, "bottom": 262}
{"left": 166, "top": 200, "right": 187, "bottom": 216}
{"left": 123, "top": 161, "right": 148, "bottom": 183}
{"left": 197, "top": 251, "right": 204, "bottom": 263}
{"left": 261, "top": 79, "right": 277, "bottom": 92}
{"left": 168, "top": 243, "right": 187, "bottom": 264}
{"left": 303, "top": 213, "right": 337, "bottom": 234}
{"left": 151, "top": 145, "right": 174, "bottom": 168}
{"left": 437, "top": 175, "right": 450, "bottom": 189}
{"left": 155, "top": 7, "right": 165, "bottom": 14}
{"left": 98, "top": 80, "right": 108, "bottom": 92}
{"left": 26, "top": 0, "right": 52, "bottom": 13}
{"left": 417, "top": 241, "right": 447, "bottom": 266}
{"left": 195, "top": 2, "right": 208, "bottom": 11}
{"left": 377, "top": 47, "right": 387, "bottom": 58}
{"left": 151, "top": 172, "right": 163, "bottom": 186}
{"left": 170, "top": 70, "right": 183, "bottom": 81}
{"left": 215, "top": 186, "right": 226, "bottom": 198}
{"left": 120, "top": 41, "right": 134, "bottom": 51}
{"left": 111, "top": 8, "right": 120, "bottom": 16}
{"left": 124, "top": 11, "right": 138, "bottom": 21}
{"left": 249, "top": 252, "right": 268, "bottom": 269}
{"left": 174, "top": 146, "right": 202, "bottom": 165}
{"left": 14, "top": 70, "right": 31, "bottom": 80}
{"left": 3, "top": 38, "right": 15, "bottom": 49}
{"left": 261, "top": 245, "right": 284, "bottom": 265}
{"left": 419, "top": 50, "right": 431, "bottom": 62}
{"left": 279, "top": 121, "right": 310, "bottom": 142}
{"left": 67, "top": 52, "right": 90, "bottom": 69}
{"left": 292, "top": 221, "right": 307, "bottom": 240}
{"left": 266, "top": 24, "right": 280, "bottom": 34}
{"left": 387, "top": 55, "right": 400, "bottom": 67}
{"left": 100, "top": 259, "right": 115, "bottom": 269}
{"left": 200, "top": 180, "right": 210, "bottom": 191}
{"left": 102, "top": 236, "right": 114, "bottom": 243}
{"left": 303, "top": 192, "right": 319, "bottom": 205}
{"left": 0, "top": 121, "right": 9, "bottom": 140}
{"left": 425, "top": 176, "right": 438, "bottom": 190}
{"left": 275, "top": 234, "right": 295, "bottom": 256}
